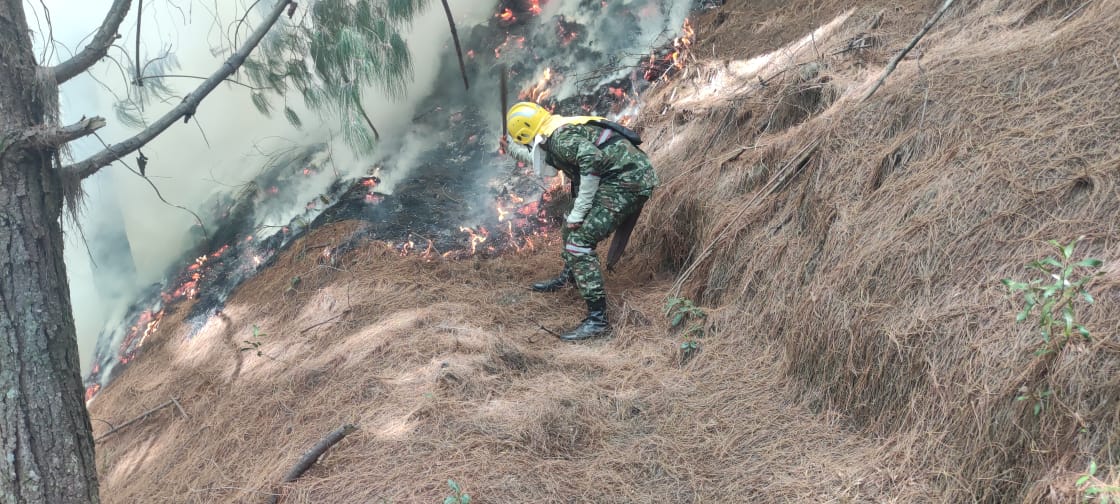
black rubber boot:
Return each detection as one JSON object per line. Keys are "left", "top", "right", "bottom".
{"left": 531, "top": 266, "right": 573, "bottom": 292}
{"left": 560, "top": 298, "right": 609, "bottom": 341}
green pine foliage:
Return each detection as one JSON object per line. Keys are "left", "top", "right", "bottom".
{"left": 246, "top": 0, "right": 429, "bottom": 153}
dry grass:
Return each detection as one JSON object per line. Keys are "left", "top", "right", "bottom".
{"left": 90, "top": 222, "right": 913, "bottom": 502}
{"left": 633, "top": 0, "right": 1120, "bottom": 501}
{"left": 91, "top": 0, "right": 1120, "bottom": 502}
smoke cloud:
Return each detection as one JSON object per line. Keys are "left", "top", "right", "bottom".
{"left": 32, "top": 0, "right": 498, "bottom": 373}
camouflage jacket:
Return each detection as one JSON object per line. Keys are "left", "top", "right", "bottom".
{"left": 543, "top": 123, "right": 659, "bottom": 223}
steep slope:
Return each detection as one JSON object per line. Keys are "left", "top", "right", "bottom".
{"left": 89, "top": 0, "right": 1120, "bottom": 502}
{"left": 90, "top": 221, "right": 921, "bottom": 502}
{"left": 633, "top": 0, "right": 1120, "bottom": 501}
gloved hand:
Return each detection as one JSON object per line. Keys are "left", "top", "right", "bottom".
{"left": 566, "top": 221, "right": 582, "bottom": 230}
{"left": 499, "top": 135, "right": 509, "bottom": 154}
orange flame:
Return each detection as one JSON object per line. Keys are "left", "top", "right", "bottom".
{"left": 459, "top": 226, "right": 490, "bottom": 254}
{"left": 528, "top": 0, "right": 542, "bottom": 15}
{"left": 519, "top": 67, "right": 554, "bottom": 102}
{"left": 497, "top": 8, "right": 514, "bottom": 22}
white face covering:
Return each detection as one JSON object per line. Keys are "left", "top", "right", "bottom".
{"left": 531, "top": 134, "right": 557, "bottom": 178}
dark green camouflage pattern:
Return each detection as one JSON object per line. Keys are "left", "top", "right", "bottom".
{"left": 544, "top": 124, "right": 659, "bottom": 196}
{"left": 547, "top": 124, "right": 658, "bottom": 303}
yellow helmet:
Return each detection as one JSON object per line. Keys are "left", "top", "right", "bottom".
{"left": 506, "top": 101, "right": 552, "bottom": 145}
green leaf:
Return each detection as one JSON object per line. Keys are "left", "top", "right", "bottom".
{"left": 1077, "top": 258, "right": 1103, "bottom": 269}
{"left": 1090, "top": 460, "right": 1098, "bottom": 476}
{"left": 1015, "top": 395, "right": 1028, "bottom": 401}
{"left": 1077, "top": 325, "right": 1091, "bottom": 340}
{"left": 1042, "top": 257, "right": 1063, "bottom": 269}
{"left": 1081, "top": 291, "right": 1095, "bottom": 304}
{"left": 1062, "top": 241, "right": 1076, "bottom": 260}
{"left": 461, "top": 494, "right": 471, "bottom": 504}
{"left": 681, "top": 342, "right": 689, "bottom": 349}
{"left": 671, "top": 313, "right": 685, "bottom": 328}
{"left": 1102, "top": 493, "right": 1111, "bottom": 504}
{"left": 1063, "top": 306, "right": 1075, "bottom": 332}
{"left": 250, "top": 92, "right": 272, "bottom": 116}
{"left": 1033, "top": 402, "right": 1042, "bottom": 416}
{"left": 1015, "top": 310, "right": 1029, "bottom": 323}
{"left": 448, "top": 479, "right": 459, "bottom": 493}
{"left": 1077, "top": 475, "right": 1091, "bottom": 486}
{"left": 284, "top": 106, "right": 303, "bottom": 128}
{"left": 444, "top": 498, "right": 458, "bottom": 504}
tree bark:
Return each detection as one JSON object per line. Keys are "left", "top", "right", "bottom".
{"left": 0, "top": 1, "right": 101, "bottom": 502}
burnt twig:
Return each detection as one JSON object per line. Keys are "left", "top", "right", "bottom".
{"left": 267, "top": 424, "right": 358, "bottom": 504}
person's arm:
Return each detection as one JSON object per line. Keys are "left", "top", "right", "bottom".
{"left": 551, "top": 128, "right": 611, "bottom": 226}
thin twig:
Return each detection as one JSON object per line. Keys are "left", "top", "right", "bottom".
{"left": 299, "top": 309, "right": 351, "bottom": 334}
{"left": 537, "top": 323, "right": 562, "bottom": 338}
{"left": 95, "top": 399, "right": 179, "bottom": 442}
{"left": 170, "top": 397, "right": 189, "bottom": 419}
{"left": 860, "top": 0, "right": 956, "bottom": 102}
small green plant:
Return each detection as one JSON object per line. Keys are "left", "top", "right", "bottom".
{"left": 666, "top": 297, "right": 707, "bottom": 365}
{"left": 240, "top": 325, "right": 267, "bottom": 357}
{"left": 1015, "top": 386, "right": 1052, "bottom": 416}
{"left": 1077, "top": 460, "right": 1120, "bottom": 503}
{"left": 443, "top": 479, "right": 471, "bottom": 504}
{"left": 1002, "top": 238, "right": 1103, "bottom": 356}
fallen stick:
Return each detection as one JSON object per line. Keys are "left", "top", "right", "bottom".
{"left": 860, "top": 0, "right": 956, "bottom": 102}
{"left": 299, "top": 308, "right": 351, "bottom": 334}
{"left": 95, "top": 397, "right": 188, "bottom": 442}
{"left": 267, "top": 424, "right": 358, "bottom": 504}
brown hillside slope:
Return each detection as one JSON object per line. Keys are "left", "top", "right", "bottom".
{"left": 634, "top": 0, "right": 1120, "bottom": 501}
{"left": 89, "top": 0, "right": 1120, "bottom": 502}
{"left": 90, "top": 223, "right": 919, "bottom": 502}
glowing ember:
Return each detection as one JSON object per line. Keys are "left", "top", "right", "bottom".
{"left": 467, "top": 49, "right": 476, "bottom": 59}
{"left": 528, "top": 0, "right": 542, "bottom": 15}
{"left": 362, "top": 178, "right": 378, "bottom": 188}
{"left": 497, "top": 8, "right": 514, "bottom": 22}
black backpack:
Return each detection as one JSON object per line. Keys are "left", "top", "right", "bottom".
{"left": 588, "top": 119, "right": 643, "bottom": 148}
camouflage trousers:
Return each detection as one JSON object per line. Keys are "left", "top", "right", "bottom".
{"left": 560, "top": 180, "right": 650, "bottom": 303}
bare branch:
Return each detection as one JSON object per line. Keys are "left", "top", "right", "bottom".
{"left": 63, "top": 0, "right": 295, "bottom": 180}
{"left": 22, "top": 117, "right": 107, "bottom": 147}
{"left": 49, "top": 0, "right": 133, "bottom": 84}
{"left": 860, "top": 0, "right": 956, "bottom": 102}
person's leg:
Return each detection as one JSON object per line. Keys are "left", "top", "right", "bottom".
{"left": 558, "top": 184, "right": 646, "bottom": 340}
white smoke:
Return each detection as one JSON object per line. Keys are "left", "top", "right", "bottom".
{"left": 30, "top": 0, "right": 498, "bottom": 373}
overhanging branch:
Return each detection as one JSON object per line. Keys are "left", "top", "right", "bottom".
{"left": 22, "top": 116, "right": 107, "bottom": 147}
{"left": 62, "top": 0, "right": 294, "bottom": 180}
{"left": 49, "top": 0, "right": 133, "bottom": 84}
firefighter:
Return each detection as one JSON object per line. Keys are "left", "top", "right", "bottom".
{"left": 504, "top": 101, "right": 659, "bottom": 341}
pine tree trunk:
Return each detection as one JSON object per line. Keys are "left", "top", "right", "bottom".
{"left": 0, "top": 0, "right": 101, "bottom": 502}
